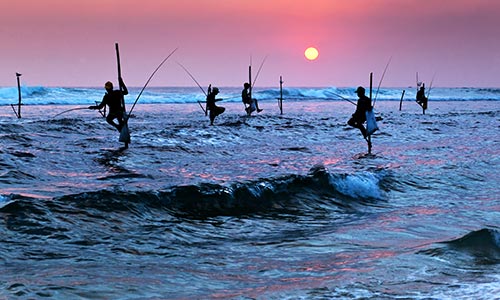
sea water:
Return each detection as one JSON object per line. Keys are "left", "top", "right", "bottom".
{"left": 0, "top": 86, "right": 499, "bottom": 299}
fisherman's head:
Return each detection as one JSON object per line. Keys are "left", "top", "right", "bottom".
{"left": 355, "top": 86, "right": 365, "bottom": 96}
{"left": 104, "top": 81, "right": 113, "bottom": 91}
{"left": 212, "top": 87, "right": 219, "bottom": 94}
{"left": 244, "top": 82, "right": 250, "bottom": 88}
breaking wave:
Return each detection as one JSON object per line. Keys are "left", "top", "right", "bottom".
{"left": 0, "top": 166, "right": 389, "bottom": 220}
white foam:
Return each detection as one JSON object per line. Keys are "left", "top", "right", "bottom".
{"left": 330, "top": 172, "right": 383, "bottom": 200}
{"left": 0, "top": 194, "right": 14, "bottom": 209}
{"left": 426, "top": 275, "right": 500, "bottom": 300}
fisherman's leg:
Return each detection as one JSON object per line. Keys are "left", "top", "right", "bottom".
{"left": 250, "top": 101, "right": 256, "bottom": 113}
{"left": 348, "top": 118, "right": 367, "bottom": 138}
{"left": 255, "top": 99, "right": 263, "bottom": 113}
{"left": 359, "top": 125, "right": 367, "bottom": 139}
{"left": 106, "top": 115, "right": 120, "bottom": 131}
{"left": 116, "top": 115, "right": 125, "bottom": 132}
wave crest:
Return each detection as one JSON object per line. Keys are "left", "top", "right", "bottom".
{"left": 1, "top": 167, "right": 388, "bottom": 218}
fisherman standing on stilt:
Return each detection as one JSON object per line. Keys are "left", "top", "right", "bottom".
{"left": 416, "top": 83, "right": 428, "bottom": 113}
{"left": 206, "top": 86, "right": 225, "bottom": 125}
{"left": 88, "top": 77, "right": 128, "bottom": 134}
{"left": 241, "top": 82, "right": 263, "bottom": 116}
{"left": 348, "top": 86, "right": 372, "bottom": 149}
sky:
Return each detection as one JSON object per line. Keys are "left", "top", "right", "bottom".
{"left": 1, "top": 0, "right": 500, "bottom": 88}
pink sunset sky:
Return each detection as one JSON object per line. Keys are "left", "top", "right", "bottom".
{"left": 1, "top": 0, "right": 499, "bottom": 88}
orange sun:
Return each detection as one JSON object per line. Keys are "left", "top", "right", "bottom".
{"left": 304, "top": 47, "right": 319, "bottom": 61}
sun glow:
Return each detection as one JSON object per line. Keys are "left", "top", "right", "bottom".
{"left": 304, "top": 47, "right": 319, "bottom": 61}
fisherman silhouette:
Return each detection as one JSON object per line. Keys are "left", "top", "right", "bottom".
{"left": 206, "top": 86, "right": 225, "bottom": 125}
{"left": 416, "top": 83, "right": 428, "bottom": 110}
{"left": 88, "top": 78, "right": 128, "bottom": 132}
{"left": 241, "top": 82, "right": 263, "bottom": 116}
{"left": 348, "top": 86, "right": 372, "bottom": 147}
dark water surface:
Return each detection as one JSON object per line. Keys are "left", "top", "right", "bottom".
{"left": 1, "top": 101, "right": 499, "bottom": 299}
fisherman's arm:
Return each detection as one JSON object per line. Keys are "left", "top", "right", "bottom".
{"left": 88, "top": 98, "right": 106, "bottom": 110}
{"left": 119, "top": 77, "right": 128, "bottom": 95}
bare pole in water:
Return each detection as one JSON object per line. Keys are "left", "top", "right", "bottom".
{"left": 278, "top": 76, "right": 283, "bottom": 115}
{"left": 11, "top": 73, "right": 22, "bottom": 118}
{"left": 16, "top": 73, "right": 22, "bottom": 118}
{"left": 399, "top": 90, "right": 405, "bottom": 111}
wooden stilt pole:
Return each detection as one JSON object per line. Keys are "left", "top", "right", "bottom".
{"left": 399, "top": 89, "right": 405, "bottom": 111}
{"left": 278, "top": 76, "right": 283, "bottom": 115}
{"left": 10, "top": 73, "right": 22, "bottom": 118}
{"left": 248, "top": 64, "right": 252, "bottom": 99}
{"left": 115, "top": 43, "right": 126, "bottom": 113}
{"left": 368, "top": 72, "right": 373, "bottom": 154}
{"left": 16, "top": 73, "right": 22, "bottom": 118}
{"left": 115, "top": 43, "right": 130, "bottom": 148}
{"left": 244, "top": 63, "right": 252, "bottom": 115}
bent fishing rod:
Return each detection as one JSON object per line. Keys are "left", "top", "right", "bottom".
{"left": 426, "top": 72, "right": 436, "bottom": 99}
{"left": 52, "top": 106, "right": 94, "bottom": 118}
{"left": 251, "top": 55, "right": 268, "bottom": 89}
{"left": 372, "top": 56, "right": 392, "bottom": 107}
{"left": 330, "top": 92, "right": 357, "bottom": 106}
{"left": 126, "top": 47, "right": 178, "bottom": 119}
{"left": 176, "top": 62, "right": 210, "bottom": 115}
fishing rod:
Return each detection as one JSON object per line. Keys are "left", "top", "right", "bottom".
{"left": 330, "top": 92, "right": 357, "bottom": 106}
{"left": 177, "top": 62, "right": 207, "bottom": 96}
{"left": 373, "top": 56, "right": 392, "bottom": 107}
{"left": 426, "top": 72, "right": 436, "bottom": 99}
{"left": 176, "top": 62, "right": 208, "bottom": 115}
{"left": 52, "top": 106, "right": 91, "bottom": 118}
{"left": 251, "top": 55, "right": 268, "bottom": 89}
{"left": 126, "top": 47, "right": 178, "bottom": 118}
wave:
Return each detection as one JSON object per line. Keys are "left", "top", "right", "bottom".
{"left": 2, "top": 86, "right": 500, "bottom": 106}
{"left": 419, "top": 228, "right": 500, "bottom": 265}
{"left": 0, "top": 166, "right": 388, "bottom": 219}
{"left": 0, "top": 86, "right": 98, "bottom": 105}
{"left": 446, "top": 228, "right": 500, "bottom": 255}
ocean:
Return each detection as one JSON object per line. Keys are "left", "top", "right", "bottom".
{"left": 0, "top": 86, "right": 499, "bottom": 299}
